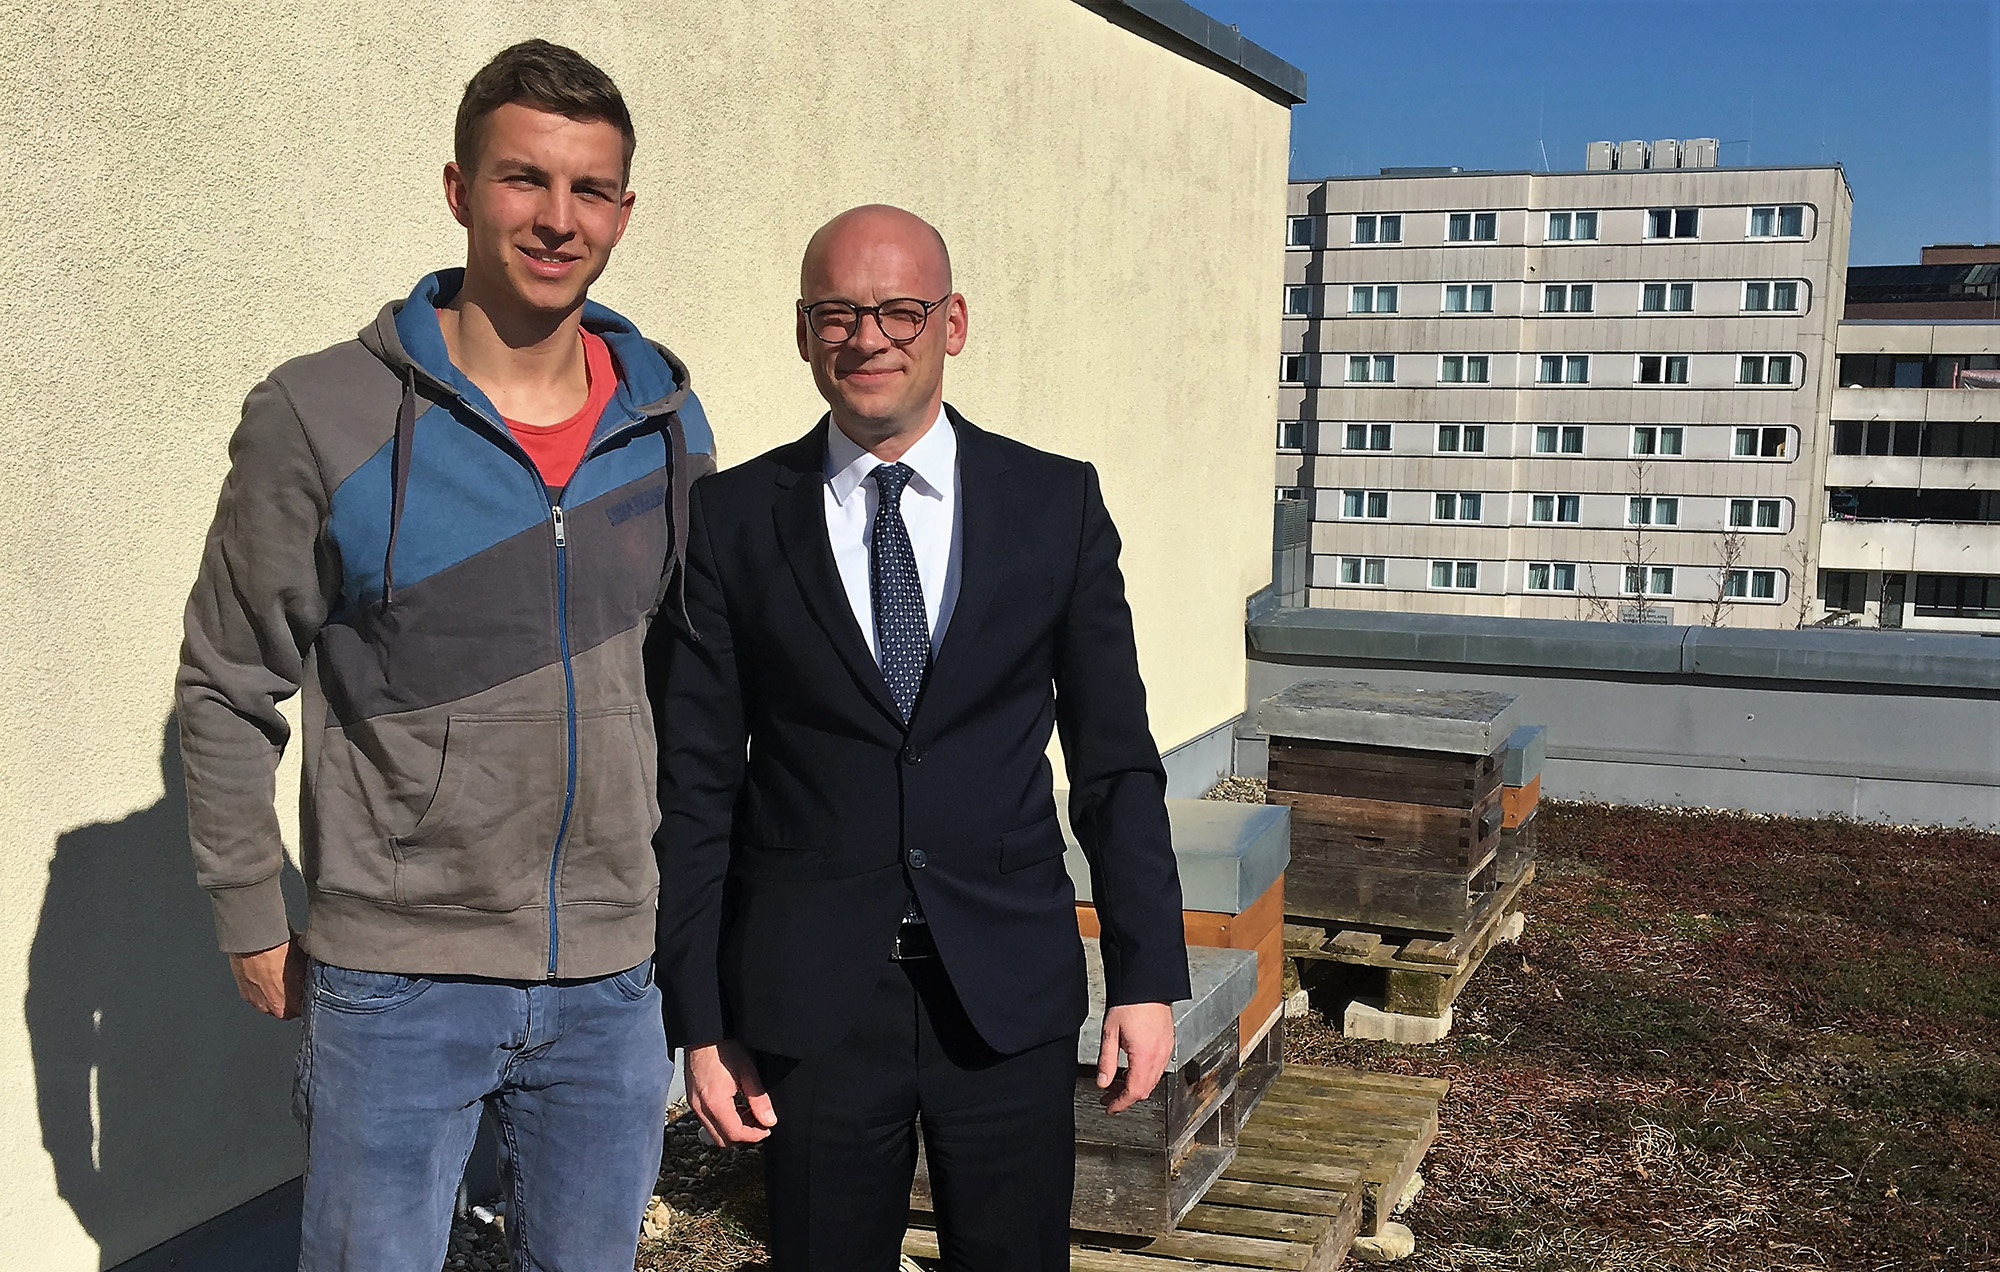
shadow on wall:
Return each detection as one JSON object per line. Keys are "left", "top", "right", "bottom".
{"left": 26, "top": 716, "right": 305, "bottom": 1268}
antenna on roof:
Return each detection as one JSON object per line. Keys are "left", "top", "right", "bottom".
{"left": 1537, "top": 83, "right": 1549, "bottom": 173}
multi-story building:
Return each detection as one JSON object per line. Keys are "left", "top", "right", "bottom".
{"left": 1818, "top": 244, "right": 2000, "bottom": 630}
{"left": 1278, "top": 144, "right": 1853, "bottom": 627}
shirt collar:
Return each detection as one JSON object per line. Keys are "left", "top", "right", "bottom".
{"left": 825, "top": 405, "right": 954, "bottom": 506}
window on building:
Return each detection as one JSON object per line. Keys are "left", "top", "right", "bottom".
{"left": 1740, "top": 354, "right": 1795, "bottom": 385}
{"left": 1438, "top": 354, "right": 1491, "bottom": 384}
{"left": 1628, "top": 496, "right": 1680, "bottom": 526}
{"left": 1436, "top": 423, "right": 1487, "bottom": 452}
{"left": 1442, "top": 283, "right": 1494, "bottom": 313}
{"left": 1533, "top": 424, "right": 1585, "bottom": 454}
{"left": 1821, "top": 570, "right": 1866, "bottom": 612}
{"left": 1431, "top": 560, "right": 1481, "bottom": 589}
{"left": 1735, "top": 426, "right": 1789, "bottom": 458}
{"left": 1641, "top": 282, "right": 1695, "bottom": 312}
{"left": 1538, "top": 354, "right": 1590, "bottom": 384}
{"left": 1448, "top": 212, "right": 1498, "bottom": 242}
{"left": 1727, "top": 498, "right": 1784, "bottom": 529}
{"left": 1920, "top": 421, "right": 2000, "bottom": 457}
{"left": 1915, "top": 574, "right": 2000, "bottom": 618}
{"left": 1347, "top": 354, "right": 1396, "bottom": 383}
{"left": 1338, "top": 556, "right": 1387, "bottom": 586}
{"left": 1349, "top": 284, "right": 1398, "bottom": 314}
{"left": 1343, "top": 423, "right": 1393, "bottom": 451}
{"left": 1353, "top": 214, "right": 1402, "bottom": 244}
{"left": 1743, "top": 280, "right": 1802, "bottom": 312}
{"left": 1625, "top": 565, "right": 1676, "bottom": 595}
{"left": 1546, "top": 211, "right": 1599, "bottom": 241}
{"left": 1632, "top": 426, "right": 1684, "bottom": 456}
{"left": 1647, "top": 207, "right": 1700, "bottom": 238}
{"left": 1526, "top": 561, "right": 1579, "bottom": 591}
{"left": 1288, "top": 215, "right": 1315, "bottom": 247}
{"left": 1278, "top": 420, "right": 1306, "bottom": 449}
{"left": 1637, "top": 354, "right": 1690, "bottom": 384}
{"left": 1281, "top": 353, "right": 1309, "bottom": 384}
{"left": 1543, "top": 283, "right": 1594, "bottom": 313}
{"left": 1433, "top": 492, "right": 1482, "bottom": 521}
{"left": 1276, "top": 486, "right": 1304, "bottom": 502}
{"left": 1286, "top": 285, "right": 1314, "bottom": 316}
{"left": 1749, "top": 205, "right": 1806, "bottom": 238}
{"left": 1341, "top": 489, "right": 1391, "bottom": 519}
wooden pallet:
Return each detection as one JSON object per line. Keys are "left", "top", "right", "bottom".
{"left": 901, "top": 1064, "right": 1446, "bottom": 1272}
{"left": 1285, "top": 865, "right": 1534, "bottom": 1019}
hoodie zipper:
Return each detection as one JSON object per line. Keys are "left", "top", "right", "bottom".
{"left": 547, "top": 501, "right": 575, "bottom": 976}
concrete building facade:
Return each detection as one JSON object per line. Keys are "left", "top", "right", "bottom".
{"left": 1820, "top": 305, "right": 2000, "bottom": 631}
{"left": 2, "top": 3, "right": 1297, "bottom": 1267}
{"left": 1278, "top": 154, "right": 1853, "bottom": 627}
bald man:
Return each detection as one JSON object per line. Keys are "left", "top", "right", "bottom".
{"left": 653, "top": 205, "right": 1189, "bottom": 1271}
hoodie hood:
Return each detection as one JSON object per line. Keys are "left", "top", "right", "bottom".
{"left": 358, "top": 269, "right": 711, "bottom": 455}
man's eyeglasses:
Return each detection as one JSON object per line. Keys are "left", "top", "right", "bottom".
{"left": 799, "top": 296, "right": 951, "bottom": 346}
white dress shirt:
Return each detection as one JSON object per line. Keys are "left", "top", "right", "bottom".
{"left": 824, "top": 407, "right": 963, "bottom": 660}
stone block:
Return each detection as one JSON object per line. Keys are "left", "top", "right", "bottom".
{"left": 1342, "top": 999, "right": 1454, "bottom": 1044}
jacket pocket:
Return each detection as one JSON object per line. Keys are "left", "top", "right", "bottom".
{"left": 556, "top": 705, "right": 659, "bottom": 904}
{"left": 390, "top": 711, "right": 565, "bottom": 910}
{"left": 997, "top": 814, "right": 1067, "bottom": 873}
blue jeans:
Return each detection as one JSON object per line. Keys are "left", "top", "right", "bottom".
{"left": 295, "top": 958, "right": 672, "bottom": 1272}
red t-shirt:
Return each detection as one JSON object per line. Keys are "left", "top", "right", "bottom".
{"left": 505, "top": 328, "right": 618, "bottom": 492}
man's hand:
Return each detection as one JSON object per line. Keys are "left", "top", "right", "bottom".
{"left": 1095, "top": 1001, "right": 1174, "bottom": 1114}
{"left": 688, "top": 1040, "right": 778, "bottom": 1145}
{"left": 230, "top": 939, "right": 306, "bottom": 1020}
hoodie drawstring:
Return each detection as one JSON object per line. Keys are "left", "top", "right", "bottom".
{"left": 382, "top": 368, "right": 416, "bottom": 609}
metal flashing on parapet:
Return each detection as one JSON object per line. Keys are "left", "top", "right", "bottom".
{"left": 1072, "top": 0, "right": 1308, "bottom": 106}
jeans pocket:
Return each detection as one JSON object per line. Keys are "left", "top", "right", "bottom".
{"left": 607, "top": 957, "right": 655, "bottom": 1002}
{"left": 311, "top": 961, "right": 432, "bottom": 1013}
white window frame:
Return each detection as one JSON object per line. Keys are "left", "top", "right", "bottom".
{"left": 1349, "top": 284, "right": 1400, "bottom": 314}
{"left": 1435, "top": 423, "right": 1487, "bottom": 452}
{"left": 1545, "top": 210, "right": 1599, "bottom": 241}
{"left": 1636, "top": 354, "right": 1690, "bottom": 385}
{"left": 1338, "top": 555, "right": 1388, "bottom": 586}
{"left": 1646, "top": 207, "right": 1700, "bottom": 239}
{"left": 1429, "top": 560, "right": 1481, "bottom": 590}
{"left": 1631, "top": 425, "right": 1684, "bottom": 456}
{"left": 1287, "top": 215, "right": 1316, "bottom": 248}
{"left": 1347, "top": 354, "right": 1397, "bottom": 383}
{"left": 1277, "top": 420, "right": 1306, "bottom": 450}
{"left": 1353, "top": 213, "right": 1403, "bottom": 244}
{"left": 1747, "top": 205, "right": 1807, "bottom": 239}
{"left": 1340, "top": 489, "right": 1391, "bottom": 520}
{"left": 1624, "top": 565, "right": 1677, "bottom": 596}
{"left": 1734, "top": 426, "right": 1791, "bottom": 459}
{"left": 1528, "top": 492, "right": 1581, "bottom": 523}
{"left": 1342, "top": 423, "right": 1393, "bottom": 451}
{"left": 1525, "top": 561, "right": 1579, "bottom": 592}
{"left": 1739, "top": 354, "right": 1796, "bottom": 385}
{"left": 1285, "top": 284, "right": 1315, "bottom": 316}
{"left": 1542, "top": 283, "right": 1594, "bottom": 313}
{"left": 1627, "top": 495, "right": 1681, "bottom": 527}
{"left": 1438, "top": 354, "right": 1491, "bottom": 385}
{"left": 1431, "top": 492, "right": 1483, "bottom": 522}
{"left": 1447, "top": 211, "right": 1497, "bottom": 242}
{"left": 1442, "top": 283, "right": 1494, "bottom": 314}
{"left": 1642, "top": 282, "right": 1696, "bottom": 313}
{"left": 1538, "top": 354, "right": 1591, "bottom": 384}
{"left": 1742, "top": 280, "right": 1804, "bottom": 313}
{"left": 1281, "top": 353, "right": 1310, "bottom": 384}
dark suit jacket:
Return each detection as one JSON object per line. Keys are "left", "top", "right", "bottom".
{"left": 653, "top": 406, "right": 1189, "bottom": 1059}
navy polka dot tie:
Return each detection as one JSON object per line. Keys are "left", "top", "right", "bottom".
{"left": 869, "top": 463, "right": 930, "bottom": 723}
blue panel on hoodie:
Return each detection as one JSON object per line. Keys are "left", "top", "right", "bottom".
{"left": 330, "top": 404, "right": 549, "bottom": 606}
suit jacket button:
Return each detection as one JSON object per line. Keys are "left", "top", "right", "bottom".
{"left": 908, "top": 849, "right": 928, "bottom": 869}
{"left": 901, "top": 745, "right": 924, "bottom": 765}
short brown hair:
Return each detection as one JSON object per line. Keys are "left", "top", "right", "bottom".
{"left": 454, "top": 40, "right": 636, "bottom": 184}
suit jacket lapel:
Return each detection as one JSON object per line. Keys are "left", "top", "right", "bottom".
{"left": 771, "top": 423, "right": 903, "bottom": 726}
{"left": 926, "top": 407, "right": 1012, "bottom": 696}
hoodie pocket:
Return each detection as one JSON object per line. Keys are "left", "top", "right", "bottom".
{"left": 391, "top": 711, "right": 565, "bottom": 911}
{"left": 557, "top": 705, "right": 659, "bottom": 904}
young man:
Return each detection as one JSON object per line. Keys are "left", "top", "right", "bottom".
{"left": 656, "top": 205, "right": 1188, "bottom": 1271}
{"left": 176, "top": 41, "right": 711, "bottom": 1271}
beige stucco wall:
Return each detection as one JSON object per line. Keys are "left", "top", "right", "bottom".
{"left": 0, "top": 3, "right": 1290, "bottom": 1266}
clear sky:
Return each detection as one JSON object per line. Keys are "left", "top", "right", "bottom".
{"left": 1195, "top": 0, "right": 1997, "bottom": 265}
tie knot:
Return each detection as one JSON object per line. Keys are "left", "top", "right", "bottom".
{"left": 871, "top": 462, "right": 915, "bottom": 507}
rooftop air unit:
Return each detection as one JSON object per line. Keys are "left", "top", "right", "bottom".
{"left": 1585, "top": 141, "right": 1615, "bottom": 171}
{"left": 1685, "top": 137, "right": 1720, "bottom": 168}
{"left": 1617, "top": 140, "right": 1649, "bottom": 170}
{"left": 1650, "top": 139, "right": 1681, "bottom": 168}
